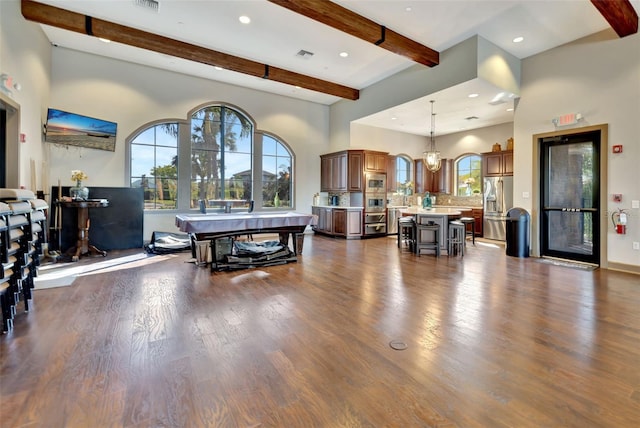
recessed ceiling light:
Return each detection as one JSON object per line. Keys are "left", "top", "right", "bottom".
{"left": 468, "top": 93, "right": 479, "bottom": 98}
{"left": 339, "top": 52, "right": 349, "bottom": 58}
{"left": 239, "top": 15, "right": 251, "bottom": 24}
{"left": 506, "top": 108, "right": 514, "bottom": 112}
{"left": 98, "top": 37, "right": 111, "bottom": 43}
{"left": 405, "top": 7, "right": 412, "bottom": 12}
{"left": 214, "top": 66, "right": 223, "bottom": 71}
{"left": 391, "top": 116, "right": 397, "bottom": 120}
{"left": 513, "top": 36, "right": 524, "bottom": 43}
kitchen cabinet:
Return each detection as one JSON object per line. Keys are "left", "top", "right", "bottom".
{"left": 386, "top": 155, "right": 397, "bottom": 192}
{"left": 482, "top": 150, "right": 513, "bottom": 177}
{"left": 472, "top": 208, "right": 483, "bottom": 236}
{"left": 333, "top": 209, "right": 362, "bottom": 238}
{"left": 363, "top": 150, "right": 388, "bottom": 173}
{"left": 312, "top": 206, "right": 333, "bottom": 233}
{"left": 312, "top": 206, "right": 362, "bottom": 238}
{"left": 321, "top": 150, "right": 389, "bottom": 193}
{"left": 348, "top": 151, "right": 363, "bottom": 191}
{"left": 414, "top": 158, "right": 452, "bottom": 194}
{"left": 320, "top": 152, "right": 348, "bottom": 191}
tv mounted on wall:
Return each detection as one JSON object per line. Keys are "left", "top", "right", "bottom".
{"left": 44, "top": 108, "right": 117, "bottom": 152}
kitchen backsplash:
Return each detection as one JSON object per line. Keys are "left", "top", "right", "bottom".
{"left": 389, "top": 192, "right": 482, "bottom": 207}
{"left": 323, "top": 191, "right": 482, "bottom": 208}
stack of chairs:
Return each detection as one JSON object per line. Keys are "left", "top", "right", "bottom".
{"left": 0, "top": 189, "right": 49, "bottom": 332}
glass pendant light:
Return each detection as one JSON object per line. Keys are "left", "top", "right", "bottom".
{"left": 423, "top": 100, "right": 441, "bottom": 172}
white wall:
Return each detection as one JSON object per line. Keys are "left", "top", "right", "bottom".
{"left": 514, "top": 29, "right": 640, "bottom": 267}
{"left": 0, "top": 0, "right": 51, "bottom": 191}
{"left": 48, "top": 48, "right": 330, "bottom": 239}
{"left": 351, "top": 121, "right": 513, "bottom": 161}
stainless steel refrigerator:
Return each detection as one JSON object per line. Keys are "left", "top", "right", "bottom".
{"left": 483, "top": 176, "right": 513, "bottom": 241}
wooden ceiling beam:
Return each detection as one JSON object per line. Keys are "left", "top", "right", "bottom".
{"left": 267, "top": 0, "right": 439, "bottom": 67}
{"left": 21, "top": 0, "right": 359, "bottom": 100}
{"left": 590, "top": 0, "right": 638, "bottom": 37}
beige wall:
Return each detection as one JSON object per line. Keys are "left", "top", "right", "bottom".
{"left": 0, "top": 0, "right": 51, "bottom": 190}
{"left": 47, "top": 49, "right": 330, "bottom": 237}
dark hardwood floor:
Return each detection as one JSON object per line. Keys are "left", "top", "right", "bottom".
{"left": 1, "top": 234, "right": 639, "bottom": 427}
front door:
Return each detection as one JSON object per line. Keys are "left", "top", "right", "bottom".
{"left": 540, "top": 130, "right": 600, "bottom": 265}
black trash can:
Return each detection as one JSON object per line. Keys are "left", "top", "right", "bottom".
{"left": 505, "top": 207, "right": 530, "bottom": 258}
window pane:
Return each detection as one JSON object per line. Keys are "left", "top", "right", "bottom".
{"left": 262, "top": 135, "right": 292, "bottom": 208}
{"left": 130, "top": 145, "right": 155, "bottom": 177}
{"left": 456, "top": 154, "right": 481, "bottom": 196}
{"left": 130, "top": 123, "right": 178, "bottom": 210}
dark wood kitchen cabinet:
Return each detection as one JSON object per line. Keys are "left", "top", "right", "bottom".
{"left": 414, "top": 158, "right": 452, "bottom": 194}
{"left": 312, "top": 207, "right": 362, "bottom": 238}
{"left": 363, "top": 150, "right": 388, "bottom": 173}
{"left": 321, "top": 150, "right": 388, "bottom": 193}
{"left": 347, "top": 151, "right": 363, "bottom": 191}
{"left": 386, "top": 155, "right": 397, "bottom": 192}
{"left": 320, "top": 152, "right": 347, "bottom": 191}
{"left": 482, "top": 150, "right": 513, "bottom": 177}
{"left": 472, "top": 208, "right": 483, "bottom": 236}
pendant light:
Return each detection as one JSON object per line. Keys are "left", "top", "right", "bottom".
{"left": 423, "top": 100, "right": 441, "bottom": 172}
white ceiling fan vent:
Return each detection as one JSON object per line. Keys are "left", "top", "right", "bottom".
{"left": 134, "top": 0, "right": 159, "bottom": 12}
{"left": 296, "top": 49, "right": 314, "bottom": 59}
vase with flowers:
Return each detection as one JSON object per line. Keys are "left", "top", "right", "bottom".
{"left": 70, "top": 170, "right": 89, "bottom": 200}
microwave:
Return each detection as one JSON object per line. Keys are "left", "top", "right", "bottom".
{"left": 366, "top": 173, "right": 386, "bottom": 193}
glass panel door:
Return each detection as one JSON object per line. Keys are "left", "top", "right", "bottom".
{"left": 541, "top": 131, "right": 600, "bottom": 264}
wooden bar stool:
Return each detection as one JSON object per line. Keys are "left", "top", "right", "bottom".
{"left": 397, "top": 217, "right": 416, "bottom": 252}
{"left": 416, "top": 223, "right": 440, "bottom": 257}
{"left": 448, "top": 221, "right": 465, "bottom": 256}
{"left": 459, "top": 217, "right": 475, "bottom": 245}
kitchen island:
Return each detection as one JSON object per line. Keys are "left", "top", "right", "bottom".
{"left": 400, "top": 207, "right": 462, "bottom": 252}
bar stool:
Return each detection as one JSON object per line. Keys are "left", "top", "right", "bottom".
{"left": 459, "top": 217, "right": 475, "bottom": 246}
{"left": 448, "top": 221, "right": 465, "bottom": 256}
{"left": 398, "top": 217, "right": 416, "bottom": 252}
{"left": 416, "top": 222, "right": 440, "bottom": 257}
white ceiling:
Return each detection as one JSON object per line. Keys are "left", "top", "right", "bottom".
{"left": 35, "top": 0, "right": 639, "bottom": 136}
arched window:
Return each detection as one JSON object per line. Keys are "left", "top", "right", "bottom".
{"left": 396, "top": 155, "right": 412, "bottom": 192}
{"left": 455, "top": 154, "right": 482, "bottom": 196}
{"left": 129, "top": 122, "right": 178, "bottom": 209}
{"left": 261, "top": 133, "right": 293, "bottom": 208}
{"left": 128, "top": 104, "right": 295, "bottom": 211}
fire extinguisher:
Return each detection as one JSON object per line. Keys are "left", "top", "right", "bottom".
{"left": 611, "top": 209, "right": 628, "bottom": 234}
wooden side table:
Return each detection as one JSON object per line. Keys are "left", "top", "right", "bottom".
{"left": 59, "top": 199, "right": 109, "bottom": 261}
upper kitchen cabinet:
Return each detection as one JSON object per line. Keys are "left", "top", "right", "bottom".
{"left": 482, "top": 150, "right": 513, "bottom": 177}
{"left": 348, "top": 151, "right": 363, "bottom": 191}
{"left": 321, "top": 150, "right": 388, "bottom": 192}
{"left": 320, "top": 151, "right": 347, "bottom": 191}
{"left": 414, "top": 158, "right": 452, "bottom": 194}
{"left": 363, "top": 150, "right": 388, "bottom": 173}
{"left": 386, "top": 155, "right": 397, "bottom": 192}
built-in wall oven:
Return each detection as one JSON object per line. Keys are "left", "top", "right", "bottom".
{"left": 365, "top": 173, "right": 386, "bottom": 193}
{"left": 364, "top": 173, "right": 387, "bottom": 235}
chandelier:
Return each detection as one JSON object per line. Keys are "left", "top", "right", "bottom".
{"left": 423, "top": 100, "right": 441, "bottom": 172}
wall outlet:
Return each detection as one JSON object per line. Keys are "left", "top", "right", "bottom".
{"left": 522, "top": 191, "right": 530, "bottom": 199}
{"left": 634, "top": 242, "right": 640, "bottom": 250}
{"left": 632, "top": 200, "right": 640, "bottom": 209}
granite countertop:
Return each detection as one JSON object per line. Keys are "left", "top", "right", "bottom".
{"left": 400, "top": 207, "right": 463, "bottom": 215}
{"left": 432, "top": 205, "right": 482, "bottom": 210}
{"left": 312, "top": 205, "right": 364, "bottom": 209}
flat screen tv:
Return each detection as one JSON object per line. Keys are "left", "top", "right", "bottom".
{"left": 44, "top": 108, "right": 117, "bottom": 152}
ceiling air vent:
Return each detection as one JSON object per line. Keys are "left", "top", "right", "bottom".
{"left": 296, "top": 49, "right": 314, "bottom": 59}
{"left": 134, "top": 0, "right": 159, "bottom": 12}
{"left": 465, "top": 116, "right": 479, "bottom": 121}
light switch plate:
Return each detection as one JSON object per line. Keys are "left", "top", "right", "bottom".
{"left": 632, "top": 200, "right": 640, "bottom": 209}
